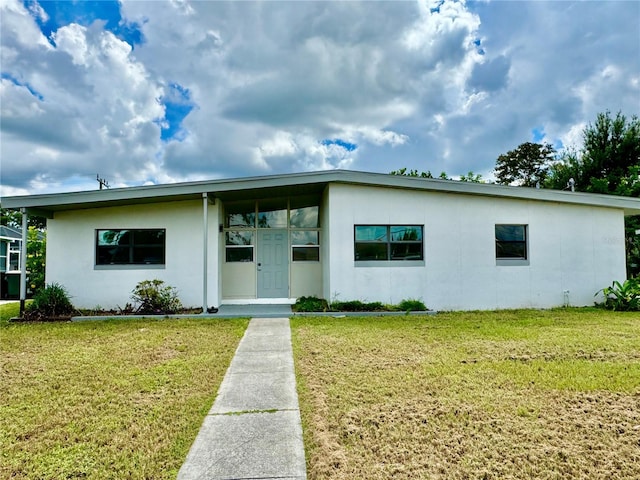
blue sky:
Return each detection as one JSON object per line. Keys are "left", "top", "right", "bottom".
{"left": 1, "top": 0, "right": 638, "bottom": 195}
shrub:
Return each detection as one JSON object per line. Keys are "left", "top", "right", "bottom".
{"left": 331, "top": 300, "right": 390, "bottom": 312}
{"left": 293, "top": 296, "right": 428, "bottom": 313}
{"left": 596, "top": 279, "right": 640, "bottom": 311}
{"left": 293, "top": 296, "right": 329, "bottom": 312}
{"left": 131, "top": 279, "right": 182, "bottom": 314}
{"left": 397, "top": 298, "right": 427, "bottom": 311}
{"left": 24, "top": 282, "right": 74, "bottom": 320}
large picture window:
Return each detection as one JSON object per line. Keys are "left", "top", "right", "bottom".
{"left": 354, "top": 225, "right": 423, "bottom": 261}
{"left": 495, "top": 225, "right": 528, "bottom": 261}
{"left": 96, "top": 229, "right": 165, "bottom": 266}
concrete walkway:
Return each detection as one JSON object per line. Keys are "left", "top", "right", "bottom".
{"left": 177, "top": 317, "right": 306, "bottom": 480}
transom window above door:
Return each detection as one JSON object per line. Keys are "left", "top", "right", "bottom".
{"left": 224, "top": 196, "right": 320, "bottom": 229}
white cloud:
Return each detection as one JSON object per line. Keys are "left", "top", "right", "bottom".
{"left": 1, "top": 0, "right": 638, "bottom": 194}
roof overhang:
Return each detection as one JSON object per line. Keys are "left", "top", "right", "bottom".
{"left": 2, "top": 169, "right": 640, "bottom": 216}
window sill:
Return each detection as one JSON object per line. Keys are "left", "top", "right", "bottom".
{"left": 496, "top": 259, "right": 530, "bottom": 267}
{"left": 355, "top": 260, "right": 425, "bottom": 268}
{"left": 94, "top": 264, "right": 166, "bottom": 270}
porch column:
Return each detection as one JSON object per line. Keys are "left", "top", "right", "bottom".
{"left": 19, "top": 208, "right": 28, "bottom": 316}
{"left": 202, "top": 193, "right": 208, "bottom": 313}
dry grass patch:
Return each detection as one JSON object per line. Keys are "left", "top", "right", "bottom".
{"left": 292, "top": 309, "right": 640, "bottom": 479}
{"left": 1, "top": 316, "right": 248, "bottom": 479}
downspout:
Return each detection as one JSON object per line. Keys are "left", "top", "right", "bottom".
{"left": 202, "top": 193, "right": 208, "bottom": 313}
{"left": 19, "top": 208, "right": 28, "bottom": 316}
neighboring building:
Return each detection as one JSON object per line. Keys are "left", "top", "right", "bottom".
{"left": 3, "top": 170, "right": 640, "bottom": 311}
{"left": 0, "top": 225, "right": 23, "bottom": 298}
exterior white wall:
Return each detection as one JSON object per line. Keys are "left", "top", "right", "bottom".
{"left": 325, "top": 184, "right": 626, "bottom": 310}
{"left": 47, "top": 200, "right": 219, "bottom": 309}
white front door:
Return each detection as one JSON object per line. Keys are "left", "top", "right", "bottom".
{"left": 257, "top": 230, "right": 288, "bottom": 298}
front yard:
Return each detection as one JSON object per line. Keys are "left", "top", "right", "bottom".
{"left": 2, "top": 305, "right": 639, "bottom": 479}
{"left": 291, "top": 309, "right": 640, "bottom": 479}
{"left": 0, "top": 304, "right": 248, "bottom": 479}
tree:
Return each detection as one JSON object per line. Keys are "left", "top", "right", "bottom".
{"left": 546, "top": 111, "right": 640, "bottom": 277}
{"left": 494, "top": 142, "right": 556, "bottom": 187}
{"left": 459, "top": 171, "right": 484, "bottom": 183}
{"left": 390, "top": 168, "right": 434, "bottom": 178}
{"left": 547, "top": 111, "right": 640, "bottom": 195}
{"left": 389, "top": 168, "right": 452, "bottom": 180}
{"left": 27, "top": 227, "right": 46, "bottom": 294}
{"left": 0, "top": 207, "right": 47, "bottom": 230}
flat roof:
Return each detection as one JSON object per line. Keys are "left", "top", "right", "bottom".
{"left": 3, "top": 169, "right": 640, "bottom": 216}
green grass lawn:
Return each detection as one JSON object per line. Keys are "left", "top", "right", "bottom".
{"left": 1, "top": 307, "right": 248, "bottom": 480}
{"left": 292, "top": 309, "right": 640, "bottom": 480}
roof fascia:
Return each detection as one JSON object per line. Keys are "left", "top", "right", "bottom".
{"left": 2, "top": 169, "right": 640, "bottom": 215}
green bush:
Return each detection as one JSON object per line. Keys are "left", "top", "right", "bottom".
{"left": 293, "top": 296, "right": 329, "bottom": 312}
{"left": 24, "top": 283, "right": 74, "bottom": 320}
{"left": 331, "top": 300, "right": 390, "bottom": 312}
{"left": 293, "top": 296, "right": 428, "bottom": 313}
{"left": 596, "top": 279, "right": 640, "bottom": 311}
{"left": 131, "top": 279, "right": 182, "bottom": 314}
{"left": 397, "top": 298, "right": 427, "bottom": 311}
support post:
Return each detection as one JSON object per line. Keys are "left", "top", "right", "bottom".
{"left": 19, "top": 209, "right": 28, "bottom": 317}
{"left": 202, "top": 193, "right": 208, "bottom": 313}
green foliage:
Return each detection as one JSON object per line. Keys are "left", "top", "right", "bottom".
{"left": 25, "top": 283, "right": 74, "bottom": 319}
{"left": 293, "top": 296, "right": 329, "bottom": 312}
{"left": 293, "top": 296, "right": 427, "bottom": 312}
{"left": 131, "top": 279, "right": 183, "bottom": 314}
{"left": 331, "top": 300, "right": 387, "bottom": 312}
{"left": 546, "top": 111, "right": 640, "bottom": 195}
{"left": 0, "top": 208, "right": 47, "bottom": 230}
{"left": 26, "top": 227, "right": 46, "bottom": 294}
{"left": 494, "top": 142, "right": 555, "bottom": 187}
{"left": 596, "top": 279, "right": 640, "bottom": 311}
{"left": 397, "top": 298, "right": 427, "bottom": 311}
{"left": 458, "top": 171, "right": 484, "bottom": 183}
{"left": 390, "top": 167, "right": 434, "bottom": 178}
{"left": 390, "top": 168, "right": 451, "bottom": 180}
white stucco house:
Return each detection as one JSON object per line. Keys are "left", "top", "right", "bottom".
{"left": 3, "top": 170, "right": 640, "bottom": 311}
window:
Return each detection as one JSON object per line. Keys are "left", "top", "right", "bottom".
{"left": 225, "top": 201, "right": 256, "bottom": 228}
{"left": 354, "top": 225, "right": 423, "bottom": 262}
{"left": 224, "top": 197, "right": 321, "bottom": 263}
{"left": 258, "top": 199, "right": 287, "bottom": 228}
{"left": 0, "top": 242, "right": 6, "bottom": 271}
{"left": 9, "top": 241, "right": 20, "bottom": 271}
{"left": 495, "top": 225, "right": 528, "bottom": 262}
{"left": 291, "top": 231, "right": 319, "bottom": 261}
{"left": 225, "top": 231, "right": 254, "bottom": 262}
{"left": 290, "top": 196, "right": 320, "bottom": 228}
{"left": 96, "top": 229, "right": 165, "bottom": 266}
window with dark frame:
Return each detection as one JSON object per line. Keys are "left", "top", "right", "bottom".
{"left": 224, "top": 197, "right": 321, "bottom": 263}
{"left": 354, "top": 225, "right": 423, "bottom": 261}
{"left": 96, "top": 229, "right": 165, "bottom": 265}
{"left": 495, "top": 224, "right": 528, "bottom": 260}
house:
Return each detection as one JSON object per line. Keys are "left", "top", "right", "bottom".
{"left": 3, "top": 170, "right": 640, "bottom": 311}
{"left": 0, "top": 225, "right": 23, "bottom": 299}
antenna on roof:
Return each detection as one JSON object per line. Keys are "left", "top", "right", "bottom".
{"left": 97, "top": 174, "right": 110, "bottom": 190}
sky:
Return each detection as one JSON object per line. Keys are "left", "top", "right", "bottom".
{"left": 1, "top": 0, "right": 639, "bottom": 196}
